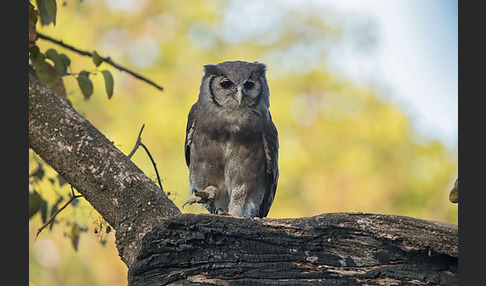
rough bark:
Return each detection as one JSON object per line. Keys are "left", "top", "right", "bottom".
{"left": 29, "top": 74, "right": 181, "bottom": 266}
{"left": 128, "top": 213, "right": 457, "bottom": 285}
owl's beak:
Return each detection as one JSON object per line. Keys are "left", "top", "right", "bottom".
{"left": 235, "top": 85, "right": 243, "bottom": 105}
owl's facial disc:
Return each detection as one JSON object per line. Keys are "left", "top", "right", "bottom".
{"left": 218, "top": 76, "right": 257, "bottom": 106}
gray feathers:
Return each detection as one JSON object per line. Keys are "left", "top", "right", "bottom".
{"left": 184, "top": 60, "right": 279, "bottom": 218}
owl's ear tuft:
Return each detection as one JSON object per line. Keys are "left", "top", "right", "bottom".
{"left": 204, "top": 64, "right": 220, "bottom": 76}
{"left": 253, "top": 62, "right": 267, "bottom": 76}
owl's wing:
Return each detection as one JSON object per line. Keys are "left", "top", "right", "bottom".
{"left": 185, "top": 104, "right": 197, "bottom": 167}
{"left": 260, "top": 115, "right": 279, "bottom": 217}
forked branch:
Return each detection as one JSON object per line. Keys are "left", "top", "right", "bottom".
{"left": 128, "top": 124, "right": 164, "bottom": 192}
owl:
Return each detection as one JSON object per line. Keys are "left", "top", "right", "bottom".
{"left": 183, "top": 60, "right": 279, "bottom": 218}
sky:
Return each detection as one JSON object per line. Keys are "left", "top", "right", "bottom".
{"left": 323, "top": 0, "right": 458, "bottom": 151}
{"left": 213, "top": 0, "right": 458, "bottom": 151}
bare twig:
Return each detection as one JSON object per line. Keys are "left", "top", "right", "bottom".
{"left": 140, "top": 143, "right": 164, "bottom": 192}
{"left": 35, "top": 186, "right": 83, "bottom": 240}
{"left": 128, "top": 124, "right": 146, "bottom": 159}
{"left": 36, "top": 32, "right": 164, "bottom": 91}
{"left": 128, "top": 124, "right": 165, "bottom": 192}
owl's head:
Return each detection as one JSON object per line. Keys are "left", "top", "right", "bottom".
{"left": 200, "top": 61, "right": 270, "bottom": 109}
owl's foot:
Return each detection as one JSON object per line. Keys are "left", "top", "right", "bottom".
{"left": 182, "top": 186, "right": 218, "bottom": 209}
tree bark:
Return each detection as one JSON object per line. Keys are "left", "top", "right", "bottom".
{"left": 29, "top": 74, "right": 458, "bottom": 285}
{"left": 129, "top": 213, "right": 457, "bottom": 285}
{"left": 29, "top": 74, "right": 181, "bottom": 266}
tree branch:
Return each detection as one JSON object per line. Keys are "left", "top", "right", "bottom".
{"left": 29, "top": 74, "right": 179, "bottom": 266}
{"left": 128, "top": 124, "right": 165, "bottom": 192}
{"left": 35, "top": 186, "right": 82, "bottom": 240}
{"left": 129, "top": 213, "right": 458, "bottom": 285}
{"left": 127, "top": 124, "right": 146, "bottom": 159}
{"left": 36, "top": 32, "right": 164, "bottom": 91}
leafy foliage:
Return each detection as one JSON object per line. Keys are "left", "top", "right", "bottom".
{"left": 30, "top": 46, "right": 67, "bottom": 99}
{"left": 29, "top": 1, "right": 115, "bottom": 102}
{"left": 44, "top": 48, "right": 70, "bottom": 75}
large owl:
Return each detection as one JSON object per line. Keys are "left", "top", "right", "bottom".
{"left": 183, "top": 60, "right": 279, "bottom": 218}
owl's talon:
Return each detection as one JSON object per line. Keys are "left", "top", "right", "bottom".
{"left": 182, "top": 197, "right": 198, "bottom": 209}
{"left": 183, "top": 186, "right": 218, "bottom": 209}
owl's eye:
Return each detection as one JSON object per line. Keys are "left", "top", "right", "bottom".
{"left": 244, "top": 81, "right": 255, "bottom": 90}
{"left": 220, "top": 77, "right": 233, "bottom": 89}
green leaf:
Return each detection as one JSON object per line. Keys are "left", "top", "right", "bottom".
{"left": 44, "top": 48, "right": 58, "bottom": 60}
{"left": 449, "top": 178, "right": 458, "bottom": 203}
{"left": 29, "top": 191, "right": 42, "bottom": 219}
{"left": 77, "top": 71, "right": 94, "bottom": 100}
{"left": 59, "top": 53, "right": 71, "bottom": 67}
{"left": 71, "top": 224, "right": 80, "bottom": 251}
{"left": 30, "top": 163, "right": 45, "bottom": 180}
{"left": 44, "top": 49, "right": 66, "bottom": 75}
{"left": 36, "top": 0, "right": 57, "bottom": 26}
{"left": 33, "top": 55, "right": 67, "bottom": 100}
{"left": 92, "top": 51, "right": 103, "bottom": 67}
{"left": 101, "top": 70, "right": 114, "bottom": 99}
{"left": 39, "top": 198, "right": 49, "bottom": 224}
{"left": 29, "top": 46, "right": 41, "bottom": 60}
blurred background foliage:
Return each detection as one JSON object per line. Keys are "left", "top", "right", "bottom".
{"left": 29, "top": 0, "right": 457, "bottom": 285}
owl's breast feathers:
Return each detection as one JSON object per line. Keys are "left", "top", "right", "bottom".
{"left": 185, "top": 99, "right": 278, "bottom": 218}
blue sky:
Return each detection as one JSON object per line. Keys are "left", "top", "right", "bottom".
{"left": 325, "top": 0, "right": 458, "bottom": 151}
{"left": 216, "top": 0, "right": 458, "bottom": 150}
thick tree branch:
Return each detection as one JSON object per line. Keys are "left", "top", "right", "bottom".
{"left": 29, "top": 74, "right": 179, "bottom": 266}
{"left": 129, "top": 213, "right": 458, "bottom": 285}
{"left": 36, "top": 32, "right": 164, "bottom": 91}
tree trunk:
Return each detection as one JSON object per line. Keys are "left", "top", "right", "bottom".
{"left": 29, "top": 74, "right": 180, "bottom": 266}
{"left": 29, "top": 74, "right": 458, "bottom": 285}
{"left": 129, "top": 213, "right": 457, "bottom": 285}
